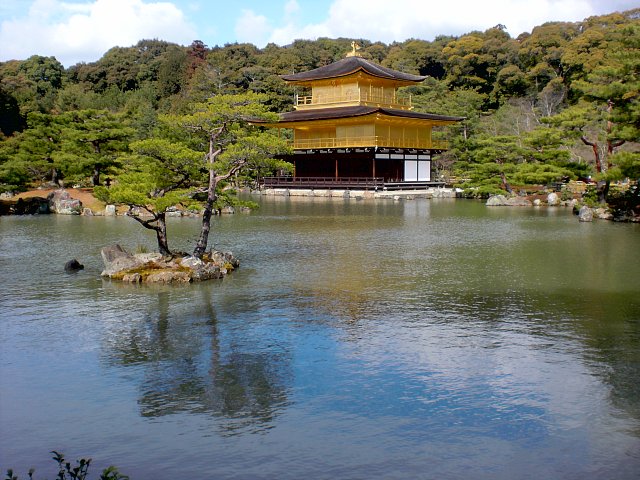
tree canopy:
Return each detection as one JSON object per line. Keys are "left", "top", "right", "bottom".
{"left": 0, "top": 7, "right": 637, "bottom": 210}
{"left": 96, "top": 92, "right": 289, "bottom": 256}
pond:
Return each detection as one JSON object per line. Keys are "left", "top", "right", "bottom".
{"left": 1, "top": 197, "right": 639, "bottom": 479}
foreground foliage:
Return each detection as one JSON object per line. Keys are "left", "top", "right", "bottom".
{"left": 5, "top": 451, "right": 127, "bottom": 480}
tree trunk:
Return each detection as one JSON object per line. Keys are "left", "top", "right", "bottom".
{"left": 581, "top": 136, "right": 601, "bottom": 173}
{"left": 500, "top": 171, "right": 513, "bottom": 194}
{"left": 92, "top": 166, "right": 101, "bottom": 186}
{"left": 193, "top": 126, "right": 225, "bottom": 259}
{"left": 52, "top": 167, "right": 61, "bottom": 186}
{"left": 130, "top": 211, "right": 171, "bottom": 256}
{"left": 605, "top": 100, "right": 625, "bottom": 169}
{"left": 193, "top": 169, "right": 217, "bottom": 259}
{"left": 155, "top": 212, "right": 171, "bottom": 256}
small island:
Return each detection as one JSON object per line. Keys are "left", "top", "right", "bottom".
{"left": 100, "top": 244, "right": 239, "bottom": 284}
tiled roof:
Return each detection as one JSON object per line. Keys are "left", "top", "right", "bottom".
{"left": 281, "top": 56, "right": 426, "bottom": 83}
{"left": 269, "top": 106, "right": 464, "bottom": 123}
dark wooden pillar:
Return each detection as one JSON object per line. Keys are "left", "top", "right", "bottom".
{"left": 372, "top": 157, "right": 376, "bottom": 179}
{"left": 335, "top": 157, "right": 339, "bottom": 179}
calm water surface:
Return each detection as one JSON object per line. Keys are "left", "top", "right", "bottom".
{"left": 1, "top": 198, "right": 639, "bottom": 479}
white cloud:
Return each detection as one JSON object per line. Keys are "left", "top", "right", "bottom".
{"left": 235, "top": 1, "right": 324, "bottom": 47}
{"left": 261, "top": 0, "right": 639, "bottom": 46}
{"left": 284, "top": 0, "right": 300, "bottom": 18}
{"left": 3, "top": 0, "right": 636, "bottom": 65}
{"left": 235, "top": 9, "right": 272, "bottom": 46}
{"left": 0, "top": 0, "right": 196, "bottom": 66}
{"left": 269, "top": 21, "right": 330, "bottom": 46}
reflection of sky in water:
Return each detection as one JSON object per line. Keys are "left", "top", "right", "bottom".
{"left": 295, "top": 311, "right": 566, "bottom": 432}
{"left": 282, "top": 303, "right": 635, "bottom": 479}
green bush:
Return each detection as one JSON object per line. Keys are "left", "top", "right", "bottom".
{"left": 607, "top": 184, "right": 640, "bottom": 218}
{"left": 5, "top": 451, "right": 128, "bottom": 480}
{"left": 581, "top": 185, "right": 601, "bottom": 207}
{"left": 560, "top": 188, "right": 574, "bottom": 201}
{"left": 460, "top": 184, "right": 506, "bottom": 198}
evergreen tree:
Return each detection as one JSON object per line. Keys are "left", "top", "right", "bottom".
{"left": 12, "top": 112, "right": 65, "bottom": 185}
{"left": 55, "top": 109, "right": 134, "bottom": 186}
{"left": 99, "top": 92, "right": 289, "bottom": 255}
{"left": 174, "top": 92, "right": 290, "bottom": 257}
{"left": 96, "top": 139, "right": 203, "bottom": 255}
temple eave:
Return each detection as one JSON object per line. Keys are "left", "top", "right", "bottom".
{"left": 251, "top": 108, "right": 465, "bottom": 127}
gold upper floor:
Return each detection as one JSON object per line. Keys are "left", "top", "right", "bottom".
{"left": 294, "top": 74, "right": 412, "bottom": 111}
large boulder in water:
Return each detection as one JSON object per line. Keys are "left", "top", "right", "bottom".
{"left": 547, "top": 192, "right": 560, "bottom": 206}
{"left": 180, "top": 256, "right": 223, "bottom": 281}
{"left": 48, "top": 189, "right": 82, "bottom": 215}
{"left": 486, "top": 195, "right": 508, "bottom": 206}
{"left": 505, "top": 197, "right": 532, "bottom": 207}
{"left": 487, "top": 195, "right": 532, "bottom": 207}
{"left": 208, "top": 251, "right": 240, "bottom": 269}
{"left": 64, "top": 259, "right": 84, "bottom": 273}
{"left": 594, "top": 207, "right": 613, "bottom": 220}
{"left": 145, "top": 271, "right": 192, "bottom": 284}
{"left": 7, "top": 197, "right": 49, "bottom": 215}
{"left": 578, "top": 206, "right": 594, "bottom": 222}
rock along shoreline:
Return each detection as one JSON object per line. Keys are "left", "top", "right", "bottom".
{"left": 485, "top": 191, "right": 639, "bottom": 222}
{"left": 0, "top": 188, "right": 242, "bottom": 217}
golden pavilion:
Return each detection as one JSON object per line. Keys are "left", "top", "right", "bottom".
{"left": 257, "top": 44, "right": 464, "bottom": 189}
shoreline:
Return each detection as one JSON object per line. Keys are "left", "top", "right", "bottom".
{"left": 2, "top": 187, "right": 637, "bottom": 222}
{"left": 254, "top": 187, "right": 456, "bottom": 199}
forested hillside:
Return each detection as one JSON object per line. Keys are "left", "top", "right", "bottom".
{"left": 1, "top": 8, "right": 638, "bottom": 205}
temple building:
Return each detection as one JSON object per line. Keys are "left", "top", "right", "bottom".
{"left": 256, "top": 44, "right": 464, "bottom": 190}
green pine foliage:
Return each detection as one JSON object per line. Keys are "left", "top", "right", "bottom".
{"left": 94, "top": 92, "right": 290, "bottom": 255}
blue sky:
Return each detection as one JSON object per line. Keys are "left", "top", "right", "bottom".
{"left": 0, "top": 0, "right": 636, "bottom": 67}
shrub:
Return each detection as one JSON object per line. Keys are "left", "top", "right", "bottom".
{"left": 5, "top": 451, "right": 128, "bottom": 480}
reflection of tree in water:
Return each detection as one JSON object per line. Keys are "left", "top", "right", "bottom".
{"left": 102, "top": 290, "right": 292, "bottom": 435}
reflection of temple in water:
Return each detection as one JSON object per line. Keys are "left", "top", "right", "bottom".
{"left": 102, "top": 291, "right": 292, "bottom": 435}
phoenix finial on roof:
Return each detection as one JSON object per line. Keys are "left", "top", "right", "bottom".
{"left": 346, "top": 41, "right": 361, "bottom": 57}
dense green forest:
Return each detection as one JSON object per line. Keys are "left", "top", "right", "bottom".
{"left": 0, "top": 8, "right": 638, "bottom": 212}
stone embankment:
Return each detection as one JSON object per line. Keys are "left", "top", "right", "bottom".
{"left": 485, "top": 192, "right": 576, "bottom": 208}
{"left": 0, "top": 188, "right": 244, "bottom": 217}
{"left": 1, "top": 189, "right": 83, "bottom": 215}
{"left": 257, "top": 187, "right": 457, "bottom": 199}
{"left": 100, "top": 244, "right": 239, "bottom": 284}
{"left": 1, "top": 188, "right": 97, "bottom": 215}
{"left": 486, "top": 192, "right": 619, "bottom": 222}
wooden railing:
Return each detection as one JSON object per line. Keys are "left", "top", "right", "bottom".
{"left": 292, "top": 136, "right": 448, "bottom": 150}
{"left": 295, "top": 91, "right": 411, "bottom": 109}
{"left": 262, "top": 176, "right": 385, "bottom": 189}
